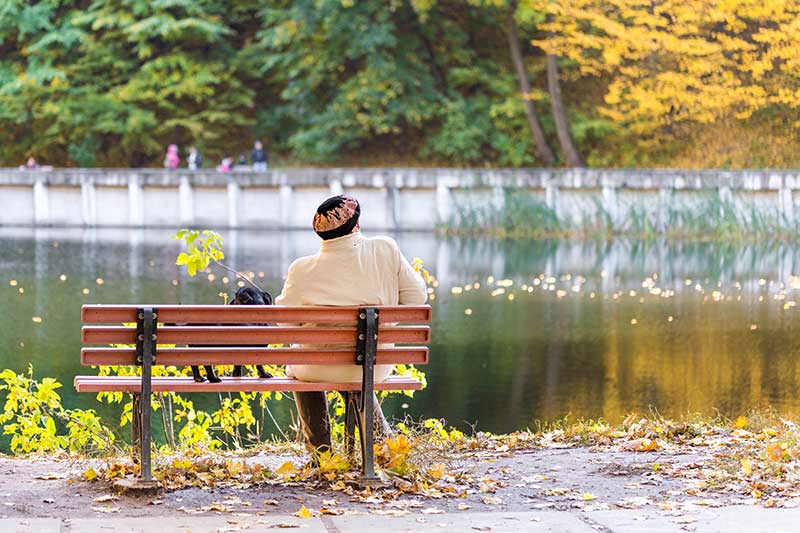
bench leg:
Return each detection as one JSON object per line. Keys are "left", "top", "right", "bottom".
{"left": 344, "top": 392, "right": 357, "bottom": 460}
{"left": 131, "top": 393, "right": 142, "bottom": 463}
{"left": 131, "top": 389, "right": 153, "bottom": 481}
{"left": 357, "top": 307, "right": 380, "bottom": 485}
{"left": 358, "top": 394, "right": 378, "bottom": 483}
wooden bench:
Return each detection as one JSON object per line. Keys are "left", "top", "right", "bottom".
{"left": 75, "top": 304, "right": 431, "bottom": 487}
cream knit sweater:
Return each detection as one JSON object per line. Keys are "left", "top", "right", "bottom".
{"left": 275, "top": 231, "right": 428, "bottom": 383}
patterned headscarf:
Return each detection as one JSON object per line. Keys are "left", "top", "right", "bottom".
{"left": 313, "top": 195, "right": 361, "bottom": 240}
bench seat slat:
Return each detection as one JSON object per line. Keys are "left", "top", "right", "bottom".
{"left": 81, "top": 305, "right": 432, "bottom": 324}
{"left": 81, "top": 347, "right": 429, "bottom": 366}
{"left": 73, "top": 375, "right": 423, "bottom": 393}
{"left": 82, "top": 325, "right": 430, "bottom": 345}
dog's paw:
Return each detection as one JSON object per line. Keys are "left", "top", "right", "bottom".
{"left": 258, "top": 371, "right": 273, "bottom": 379}
{"left": 207, "top": 375, "right": 222, "bottom": 384}
{"left": 193, "top": 376, "right": 207, "bottom": 383}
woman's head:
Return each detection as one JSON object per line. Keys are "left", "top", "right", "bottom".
{"left": 312, "top": 195, "right": 361, "bottom": 240}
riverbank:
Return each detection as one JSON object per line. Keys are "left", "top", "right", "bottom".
{"left": 2, "top": 413, "right": 800, "bottom": 531}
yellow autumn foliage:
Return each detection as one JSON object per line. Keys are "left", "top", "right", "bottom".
{"left": 533, "top": 0, "right": 800, "bottom": 141}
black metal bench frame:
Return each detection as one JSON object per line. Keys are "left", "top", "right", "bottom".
{"left": 129, "top": 306, "right": 384, "bottom": 485}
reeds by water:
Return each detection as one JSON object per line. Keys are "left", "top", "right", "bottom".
{"left": 443, "top": 189, "right": 796, "bottom": 241}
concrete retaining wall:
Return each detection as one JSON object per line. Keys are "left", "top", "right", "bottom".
{"left": 1, "top": 167, "right": 798, "bottom": 230}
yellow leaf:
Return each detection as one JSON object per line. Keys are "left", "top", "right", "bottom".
{"left": 740, "top": 458, "right": 753, "bottom": 475}
{"left": 294, "top": 505, "right": 314, "bottom": 519}
{"left": 83, "top": 468, "right": 99, "bottom": 481}
{"left": 734, "top": 416, "right": 748, "bottom": 429}
{"left": 428, "top": 463, "right": 445, "bottom": 479}
{"left": 766, "top": 442, "right": 786, "bottom": 462}
{"left": 276, "top": 461, "right": 297, "bottom": 477}
{"left": 171, "top": 458, "right": 192, "bottom": 469}
{"left": 581, "top": 492, "right": 596, "bottom": 501}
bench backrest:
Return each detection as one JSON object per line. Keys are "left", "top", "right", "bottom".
{"left": 80, "top": 304, "right": 432, "bottom": 367}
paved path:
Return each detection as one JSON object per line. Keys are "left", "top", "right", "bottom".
{"left": 4, "top": 507, "right": 800, "bottom": 533}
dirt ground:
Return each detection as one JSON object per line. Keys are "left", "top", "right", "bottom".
{"left": 0, "top": 446, "right": 726, "bottom": 521}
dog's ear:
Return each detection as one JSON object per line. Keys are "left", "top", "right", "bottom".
{"left": 261, "top": 291, "right": 273, "bottom": 305}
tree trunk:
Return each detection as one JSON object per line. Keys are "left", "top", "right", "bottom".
{"left": 546, "top": 54, "right": 584, "bottom": 167}
{"left": 506, "top": 5, "right": 556, "bottom": 166}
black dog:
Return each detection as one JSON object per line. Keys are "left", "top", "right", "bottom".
{"left": 190, "top": 286, "right": 274, "bottom": 383}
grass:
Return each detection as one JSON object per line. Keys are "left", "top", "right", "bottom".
{"left": 443, "top": 189, "right": 800, "bottom": 242}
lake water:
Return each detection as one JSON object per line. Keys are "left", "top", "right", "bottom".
{"left": 2, "top": 227, "right": 800, "bottom": 448}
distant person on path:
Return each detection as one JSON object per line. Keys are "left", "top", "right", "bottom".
{"left": 24, "top": 156, "right": 38, "bottom": 169}
{"left": 187, "top": 146, "right": 202, "bottom": 170}
{"left": 236, "top": 153, "right": 248, "bottom": 169}
{"left": 275, "top": 195, "right": 428, "bottom": 454}
{"left": 217, "top": 155, "right": 233, "bottom": 172}
{"left": 251, "top": 140, "right": 268, "bottom": 171}
{"left": 164, "top": 144, "right": 180, "bottom": 169}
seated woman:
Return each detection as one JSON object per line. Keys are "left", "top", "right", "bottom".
{"left": 275, "top": 195, "right": 428, "bottom": 452}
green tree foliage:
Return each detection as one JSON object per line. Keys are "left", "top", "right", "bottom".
{"left": 0, "top": 0, "right": 562, "bottom": 167}
{"left": 0, "top": 0, "right": 257, "bottom": 166}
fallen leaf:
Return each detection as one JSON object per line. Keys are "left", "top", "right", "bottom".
{"left": 428, "top": 463, "right": 445, "bottom": 479}
{"left": 581, "top": 492, "right": 596, "bottom": 501}
{"left": 91, "top": 505, "right": 120, "bottom": 514}
{"left": 457, "top": 503, "right": 471, "bottom": 511}
{"left": 263, "top": 499, "right": 280, "bottom": 506}
{"left": 35, "top": 473, "right": 65, "bottom": 480}
{"left": 421, "top": 507, "right": 445, "bottom": 515}
{"left": 733, "top": 416, "right": 748, "bottom": 429}
{"left": 767, "top": 442, "right": 786, "bottom": 462}
{"left": 276, "top": 461, "right": 297, "bottom": 477}
{"left": 320, "top": 507, "right": 344, "bottom": 516}
{"left": 83, "top": 468, "right": 99, "bottom": 481}
{"left": 371, "top": 509, "right": 409, "bottom": 516}
{"left": 621, "top": 438, "right": 660, "bottom": 452}
{"left": 93, "top": 494, "right": 118, "bottom": 503}
{"left": 481, "top": 496, "right": 503, "bottom": 505}
{"left": 293, "top": 505, "right": 314, "bottom": 519}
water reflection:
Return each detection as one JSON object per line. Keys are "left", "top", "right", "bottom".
{"left": 1, "top": 227, "right": 800, "bottom": 441}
